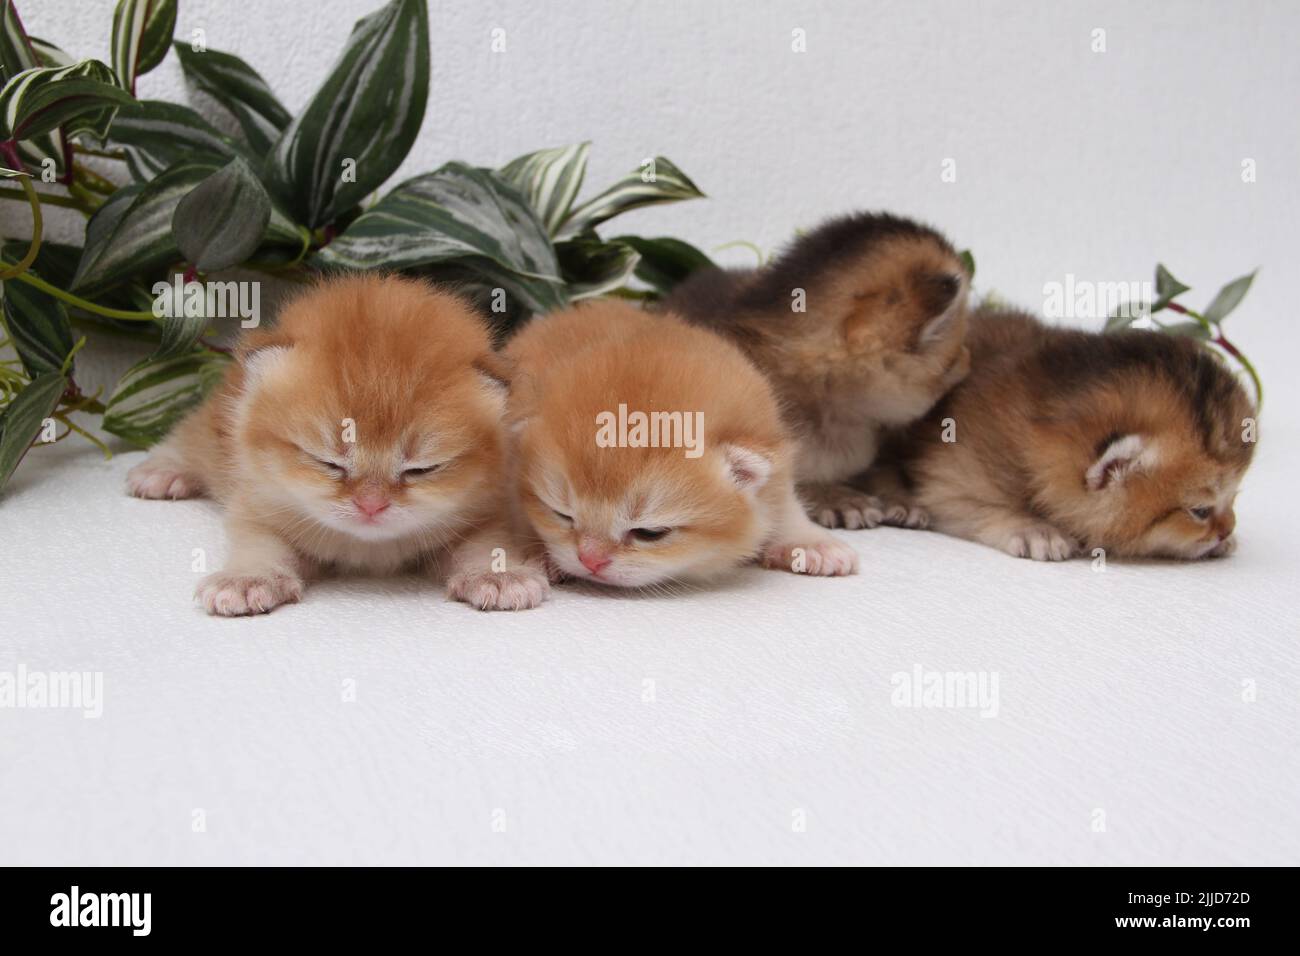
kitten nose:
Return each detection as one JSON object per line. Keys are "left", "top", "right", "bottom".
{"left": 353, "top": 493, "right": 390, "bottom": 518}
{"left": 578, "top": 544, "right": 611, "bottom": 575}
{"left": 1214, "top": 511, "right": 1236, "bottom": 539}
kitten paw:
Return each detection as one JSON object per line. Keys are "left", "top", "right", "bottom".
{"left": 999, "top": 523, "right": 1077, "bottom": 561}
{"left": 127, "top": 458, "right": 201, "bottom": 499}
{"left": 448, "top": 567, "right": 550, "bottom": 611}
{"left": 881, "top": 500, "right": 930, "bottom": 529}
{"left": 196, "top": 570, "right": 302, "bottom": 616}
{"left": 762, "top": 537, "right": 860, "bottom": 576}
{"left": 802, "top": 483, "right": 884, "bottom": 530}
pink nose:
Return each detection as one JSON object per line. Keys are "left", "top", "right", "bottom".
{"left": 353, "top": 494, "right": 390, "bottom": 518}
{"left": 579, "top": 548, "right": 610, "bottom": 575}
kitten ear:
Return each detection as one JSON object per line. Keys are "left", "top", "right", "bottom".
{"left": 1086, "top": 434, "right": 1157, "bottom": 491}
{"left": 238, "top": 342, "right": 291, "bottom": 387}
{"left": 916, "top": 272, "right": 966, "bottom": 346}
{"left": 720, "top": 444, "right": 773, "bottom": 492}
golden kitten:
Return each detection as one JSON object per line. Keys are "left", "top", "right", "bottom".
{"left": 126, "top": 274, "right": 548, "bottom": 614}
{"left": 870, "top": 307, "right": 1257, "bottom": 560}
{"left": 663, "top": 212, "right": 971, "bottom": 530}
{"left": 503, "top": 300, "right": 859, "bottom": 587}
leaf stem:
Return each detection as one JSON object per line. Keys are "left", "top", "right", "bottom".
{"left": 0, "top": 264, "right": 159, "bottom": 321}
{"left": 0, "top": 175, "right": 43, "bottom": 280}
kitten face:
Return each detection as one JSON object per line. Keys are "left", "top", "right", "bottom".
{"left": 518, "top": 441, "right": 772, "bottom": 588}
{"left": 232, "top": 279, "right": 504, "bottom": 548}
{"left": 1081, "top": 432, "right": 1246, "bottom": 559}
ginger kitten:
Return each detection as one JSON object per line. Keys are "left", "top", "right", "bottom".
{"left": 663, "top": 212, "right": 971, "bottom": 530}
{"left": 872, "top": 307, "right": 1257, "bottom": 560}
{"left": 126, "top": 274, "right": 548, "bottom": 614}
{"left": 504, "top": 300, "right": 859, "bottom": 587}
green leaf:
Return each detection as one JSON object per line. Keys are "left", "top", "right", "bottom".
{"left": 556, "top": 237, "right": 641, "bottom": 301}
{"left": 1151, "top": 263, "right": 1190, "bottom": 312}
{"left": 27, "top": 35, "right": 73, "bottom": 69}
{"left": 1, "top": 5, "right": 67, "bottom": 176}
{"left": 499, "top": 142, "right": 590, "bottom": 236}
{"left": 172, "top": 156, "right": 272, "bottom": 271}
{"left": 0, "top": 59, "right": 135, "bottom": 142}
{"left": 102, "top": 347, "right": 230, "bottom": 447}
{"left": 264, "top": 0, "right": 429, "bottom": 228}
{"left": 1202, "top": 270, "right": 1256, "bottom": 325}
{"left": 74, "top": 158, "right": 300, "bottom": 295}
{"left": 0, "top": 371, "right": 65, "bottom": 493}
{"left": 109, "top": 99, "right": 252, "bottom": 182}
{"left": 317, "top": 161, "right": 566, "bottom": 312}
{"left": 610, "top": 234, "right": 713, "bottom": 294}
{"left": 70, "top": 162, "right": 204, "bottom": 295}
{"left": 172, "top": 41, "right": 291, "bottom": 156}
{"left": 558, "top": 156, "right": 704, "bottom": 239}
{"left": 958, "top": 249, "right": 975, "bottom": 280}
{"left": 1, "top": 276, "right": 74, "bottom": 375}
{"left": 111, "top": 0, "right": 177, "bottom": 92}
{"left": 1104, "top": 309, "right": 1138, "bottom": 333}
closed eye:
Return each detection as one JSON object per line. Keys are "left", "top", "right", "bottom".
{"left": 304, "top": 451, "right": 347, "bottom": 478}
{"left": 1187, "top": 506, "right": 1213, "bottom": 521}
{"left": 402, "top": 463, "right": 443, "bottom": 480}
{"left": 552, "top": 509, "right": 573, "bottom": 524}
{"left": 629, "top": 527, "right": 672, "bottom": 543}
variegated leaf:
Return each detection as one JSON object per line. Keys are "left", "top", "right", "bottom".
{"left": 111, "top": 0, "right": 177, "bottom": 92}
{"left": 1, "top": 5, "right": 66, "bottom": 175}
{"left": 499, "top": 142, "right": 590, "bottom": 236}
{"left": 173, "top": 41, "right": 291, "bottom": 156}
{"left": 557, "top": 156, "right": 704, "bottom": 239}
{"left": 317, "top": 161, "right": 566, "bottom": 312}
{"left": 172, "top": 156, "right": 272, "bottom": 272}
{"left": 609, "top": 234, "right": 713, "bottom": 294}
{"left": 265, "top": 0, "right": 428, "bottom": 228}
{"left": 556, "top": 238, "right": 640, "bottom": 301}
{"left": 0, "top": 370, "right": 66, "bottom": 492}
{"left": 1, "top": 274, "right": 74, "bottom": 376}
{"left": 109, "top": 99, "right": 252, "bottom": 182}
{"left": 101, "top": 346, "right": 230, "bottom": 447}
{"left": 0, "top": 59, "right": 135, "bottom": 142}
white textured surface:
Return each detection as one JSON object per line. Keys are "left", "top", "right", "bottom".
{"left": 2, "top": 1, "right": 1298, "bottom": 865}
{"left": 1, "top": 436, "right": 1297, "bottom": 865}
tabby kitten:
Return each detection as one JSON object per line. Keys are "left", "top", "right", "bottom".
{"left": 870, "top": 307, "right": 1257, "bottom": 560}
{"left": 504, "top": 300, "right": 859, "bottom": 588}
{"left": 127, "top": 274, "right": 547, "bottom": 614}
{"left": 663, "top": 212, "right": 971, "bottom": 530}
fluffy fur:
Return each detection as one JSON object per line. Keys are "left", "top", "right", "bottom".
{"left": 126, "top": 274, "right": 548, "bottom": 614}
{"left": 663, "top": 211, "right": 972, "bottom": 530}
{"left": 504, "top": 300, "right": 859, "bottom": 588}
{"left": 869, "top": 307, "right": 1258, "bottom": 560}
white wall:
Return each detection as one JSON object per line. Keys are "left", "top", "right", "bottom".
{"left": 12, "top": 0, "right": 1300, "bottom": 406}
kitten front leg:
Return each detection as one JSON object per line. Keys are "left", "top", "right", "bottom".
{"left": 930, "top": 502, "right": 1077, "bottom": 562}
{"left": 126, "top": 440, "right": 204, "bottom": 500}
{"left": 800, "top": 481, "right": 885, "bottom": 530}
{"left": 196, "top": 516, "right": 304, "bottom": 616}
{"left": 445, "top": 519, "right": 550, "bottom": 611}
{"left": 761, "top": 486, "right": 860, "bottom": 576}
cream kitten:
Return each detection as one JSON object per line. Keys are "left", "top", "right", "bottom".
{"left": 663, "top": 212, "right": 971, "bottom": 530}
{"left": 126, "top": 274, "right": 548, "bottom": 613}
{"left": 503, "top": 300, "right": 859, "bottom": 588}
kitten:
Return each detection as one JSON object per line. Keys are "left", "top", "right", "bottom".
{"left": 126, "top": 274, "right": 548, "bottom": 614}
{"left": 662, "top": 212, "right": 971, "bottom": 530}
{"left": 503, "top": 300, "right": 859, "bottom": 587}
{"left": 870, "top": 307, "right": 1257, "bottom": 560}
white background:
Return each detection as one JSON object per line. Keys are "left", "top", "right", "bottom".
{"left": 1, "top": 1, "right": 1297, "bottom": 866}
